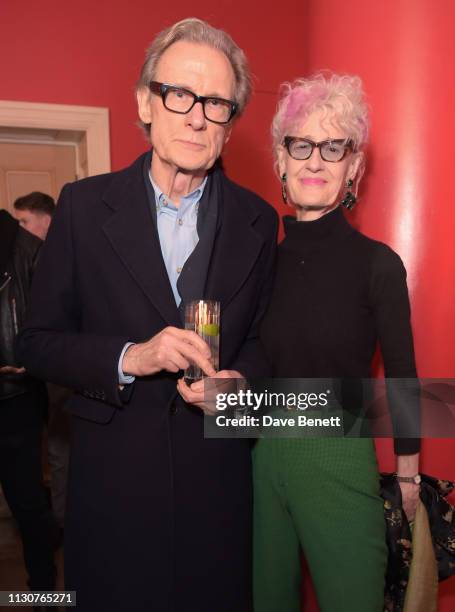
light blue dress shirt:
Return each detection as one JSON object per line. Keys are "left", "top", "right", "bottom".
{"left": 118, "top": 172, "right": 208, "bottom": 385}
{"left": 151, "top": 172, "right": 207, "bottom": 307}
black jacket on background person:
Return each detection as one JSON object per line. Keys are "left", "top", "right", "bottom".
{"left": 0, "top": 209, "right": 55, "bottom": 592}
{"left": 0, "top": 210, "right": 45, "bottom": 411}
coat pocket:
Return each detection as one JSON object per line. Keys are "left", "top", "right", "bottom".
{"left": 65, "top": 393, "right": 116, "bottom": 424}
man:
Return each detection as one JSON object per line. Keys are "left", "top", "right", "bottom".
{"left": 0, "top": 209, "right": 56, "bottom": 603}
{"left": 13, "top": 191, "right": 55, "bottom": 241}
{"left": 18, "top": 18, "right": 277, "bottom": 612}
{"left": 14, "top": 191, "right": 70, "bottom": 537}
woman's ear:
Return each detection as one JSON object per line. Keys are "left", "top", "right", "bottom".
{"left": 348, "top": 151, "right": 365, "bottom": 195}
{"left": 276, "top": 145, "right": 287, "bottom": 177}
{"left": 348, "top": 151, "right": 364, "bottom": 182}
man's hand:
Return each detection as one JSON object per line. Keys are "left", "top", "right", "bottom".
{"left": 177, "top": 370, "right": 244, "bottom": 415}
{"left": 122, "top": 326, "right": 216, "bottom": 378}
{"left": 0, "top": 366, "right": 26, "bottom": 375}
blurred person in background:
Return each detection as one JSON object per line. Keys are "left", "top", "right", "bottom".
{"left": 14, "top": 192, "right": 70, "bottom": 540}
{"left": 0, "top": 208, "right": 56, "bottom": 607}
{"left": 14, "top": 191, "right": 55, "bottom": 241}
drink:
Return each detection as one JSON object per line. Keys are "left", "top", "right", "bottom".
{"left": 184, "top": 300, "right": 220, "bottom": 384}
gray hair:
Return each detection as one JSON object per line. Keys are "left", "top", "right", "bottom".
{"left": 136, "top": 17, "right": 252, "bottom": 135}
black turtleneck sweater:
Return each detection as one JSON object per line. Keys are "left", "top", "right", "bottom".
{"left": 260, "top": 206, "right": 419, "bottom": 455}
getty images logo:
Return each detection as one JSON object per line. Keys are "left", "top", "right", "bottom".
{"left": 215, "top": 389, "right": 330, "bottom": 412}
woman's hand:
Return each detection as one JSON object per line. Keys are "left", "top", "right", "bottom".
{"left": 396, "top": 452, "right": 420, "bottom": 521}
{"left": 399, "top": 482, "right": 420, "bottom": 522}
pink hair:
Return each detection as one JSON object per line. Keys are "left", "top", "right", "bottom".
{"left": 271, "top": 72, "right": 369, "bottom": 173}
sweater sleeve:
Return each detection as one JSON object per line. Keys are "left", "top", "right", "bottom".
{"left": 370, "top": 244, "right": 420, "bottom": 455}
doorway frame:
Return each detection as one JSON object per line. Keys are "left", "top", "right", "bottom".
{"left": 0, "top": 100, "right": 111, "bottom": 176}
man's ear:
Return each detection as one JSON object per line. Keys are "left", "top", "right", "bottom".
{"left": 136, "top": 87, "right": 152, "bottom": 124}
{"left": 223, "top": 124, "right": 233, "bottom": 146}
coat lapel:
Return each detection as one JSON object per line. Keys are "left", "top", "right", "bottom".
{"left": 205, "top": 175, "right": 264, "bottom": 310}
{"left": 100, "top": 155, "right": 264, "bottom": 326}
{"left": 101, "top": 153, "right": 181, "bottom": 328}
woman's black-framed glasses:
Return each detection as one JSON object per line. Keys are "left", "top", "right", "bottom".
{"left": 283, "top": 136, "right": 354, "bottom": 162}
{"left": 149, "top": 81, "right": 237, "bottom": 125}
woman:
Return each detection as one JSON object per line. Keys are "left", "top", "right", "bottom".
{"left": 254, "top": 74, "right": 420, "bottom": 612}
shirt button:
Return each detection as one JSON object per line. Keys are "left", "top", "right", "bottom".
{"left": 178, "top": 219, "right": 183, "bottom": 226}
{"left": 176, "top": 267, "right": 182, "bottom": 274}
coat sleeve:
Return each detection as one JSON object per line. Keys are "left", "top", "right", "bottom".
{"left": 16, "top": 183, "right": 131, "bottom": 408}
{"left": 229, "top": 208, "right": 278, "bottom": 379}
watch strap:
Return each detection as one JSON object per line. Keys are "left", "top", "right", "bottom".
{"left": 396, "top": 474, "right": 421, "bottom": 485}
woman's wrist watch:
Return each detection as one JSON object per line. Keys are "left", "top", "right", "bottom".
{"left": 395, "top": 474, "right": 421, "bottom": 485}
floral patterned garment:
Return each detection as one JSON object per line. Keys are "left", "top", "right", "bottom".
{"left": 380, "top": 473, "right": 455, "bottom": 611}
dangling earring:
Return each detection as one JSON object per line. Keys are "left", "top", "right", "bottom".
{"left": 281, "top": 173, "right": 288, "bottom": 204}
{"left": 341, "top": 178, "right": 357, "bottom": 210}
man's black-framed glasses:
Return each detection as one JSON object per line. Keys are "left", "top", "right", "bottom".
{"left": 149, "top": 81, "right": 237, "bottom": 125}
{"left": 283, "top": 136, "right": 354, "bottom": 162}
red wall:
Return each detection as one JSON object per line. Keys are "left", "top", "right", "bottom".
{"left": 2, "top": 0, "right": 454, "bottom": 609}
{"left": 301, "top": 1, "right": 455, "bottom": 609}
{"left": 1, "top": 0, "right": 302, "bottom": 206}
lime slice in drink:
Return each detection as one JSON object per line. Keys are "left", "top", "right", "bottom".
{"left": 199, "top": 323, "right": 219, "bottom": 337}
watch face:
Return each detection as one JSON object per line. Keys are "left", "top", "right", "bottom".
{"left": 414, "top": 474, "right": 422, "bottom": 484}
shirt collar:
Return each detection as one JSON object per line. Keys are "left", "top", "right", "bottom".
{"left": 149, "top": 172, "right": 208, "bottom": 212}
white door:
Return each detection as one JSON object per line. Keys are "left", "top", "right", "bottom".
{"left": 0, "top": 141, "right": 77, "bottom": 213}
